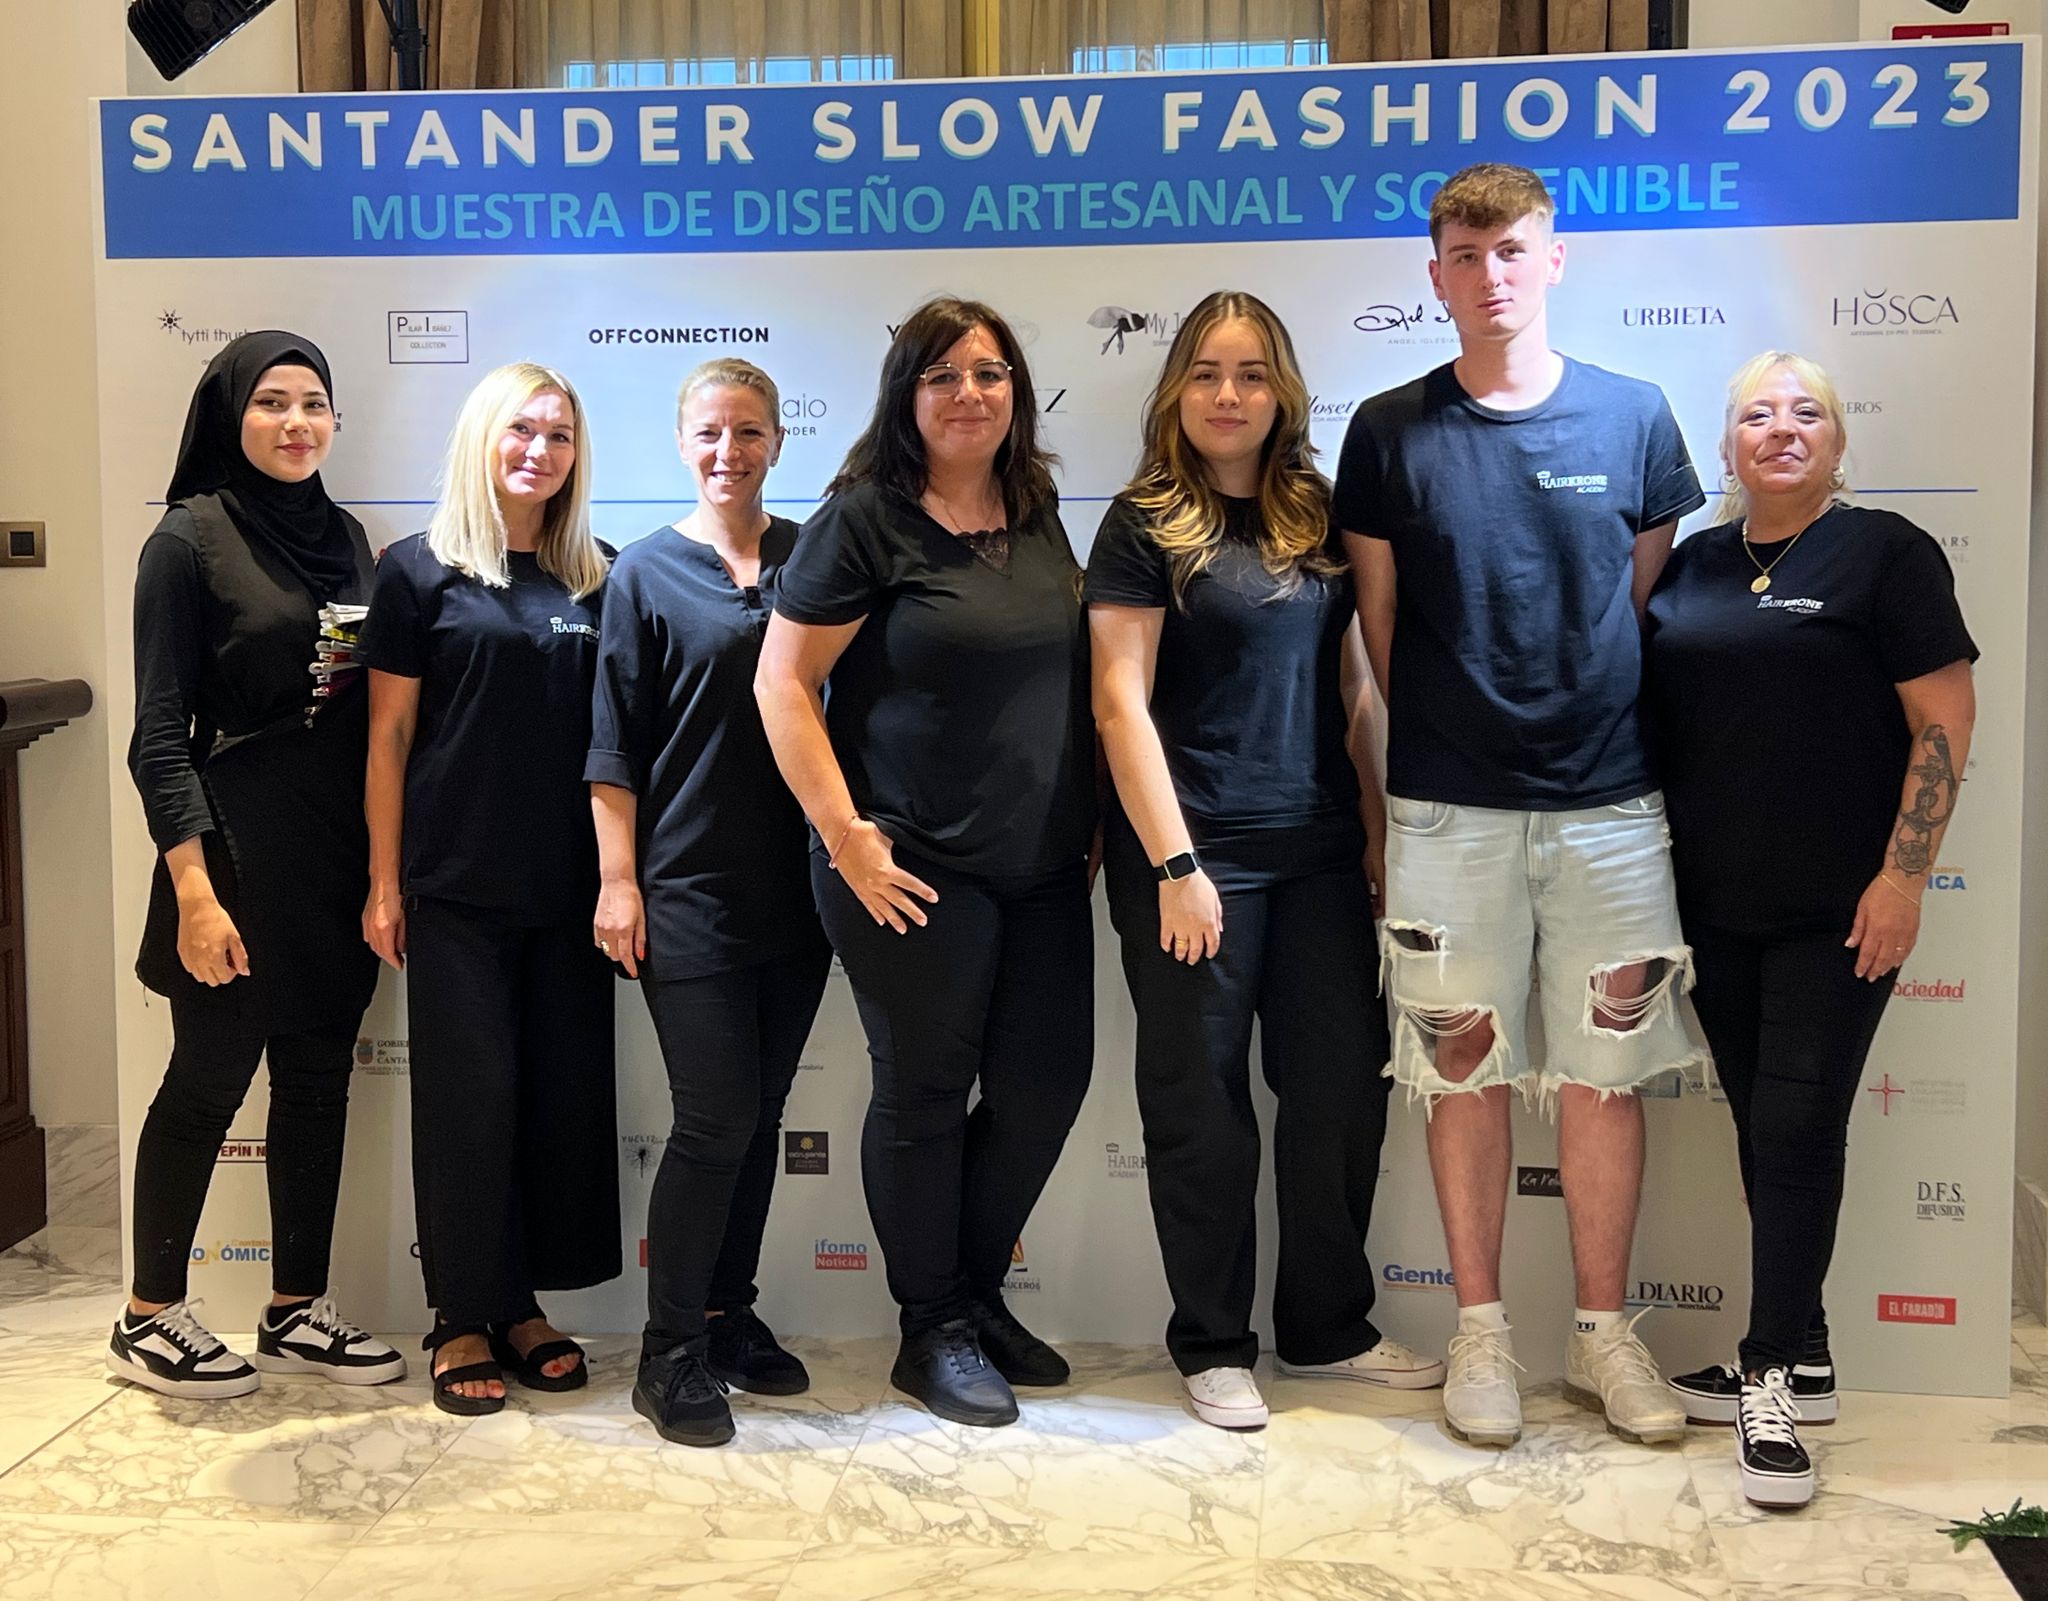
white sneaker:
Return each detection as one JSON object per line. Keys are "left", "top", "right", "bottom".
{"left": 1183, "top": 1366, "right": 1269, "bottom": 1429}
{"left": 1564, "top": 1310, "right": 1687, "bottom": 1445}
{"left": 107, "top": 1299, "right": 261, "bottom": 1399}
{"left": 1279, "top": 1337, "right": 1446, "bottom": 1390}
{"left": 252, "top": 1294, "right": 408, "bottom": 1385}
{"left": 1443, "top": 1323, "right": 1523, "bottom": 1446}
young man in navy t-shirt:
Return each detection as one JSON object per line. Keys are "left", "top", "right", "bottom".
{"left": 1334, "top": 163, "right": 1707, "bottom": 1449}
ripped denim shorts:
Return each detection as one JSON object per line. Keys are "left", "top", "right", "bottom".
{"left": 1378, "top": 791, "right": 1710, "bottom": 1108}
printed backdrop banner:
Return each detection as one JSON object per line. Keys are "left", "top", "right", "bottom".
{"left": 95, "top": 39, "right": 2036, "bottom": 1397}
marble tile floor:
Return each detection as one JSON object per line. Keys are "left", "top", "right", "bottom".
{"left": 1, "top": 1245, "right": 2041, "bottom": 1601}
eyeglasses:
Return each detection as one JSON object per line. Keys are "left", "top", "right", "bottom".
{"left": 918, "top": 361, "right": 1013, "bottom": 395}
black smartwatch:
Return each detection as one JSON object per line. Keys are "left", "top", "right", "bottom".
{"left": 1155, "top": 851, "right": 1200, "bottom": 883}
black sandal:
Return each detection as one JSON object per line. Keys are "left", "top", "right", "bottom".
{"left": 424, "top": 1322, "right": 506, "bottom": 1416}
{"left": 489, "top": 1320, "right": 588, "bottom": 1393}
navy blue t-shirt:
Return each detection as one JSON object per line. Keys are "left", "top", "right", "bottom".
{"left": 1083, "top": 493, "right": 1357, "bottom": 828}
{"left": 1333, "top": 357, "right": 1705, "bottom": 809}
{"left": 358, "top": 533, "right": 608, "bottom": 924}
{"left": 585, "top": 519, "right": 824, "bottom": 981}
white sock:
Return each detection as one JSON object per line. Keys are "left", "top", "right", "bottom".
{"left": 1457, "top": 1300, "right": 1509, "bottom": 1334}
{"left": 1574, "top": 1306, "right": 1625, "bottom": 1337}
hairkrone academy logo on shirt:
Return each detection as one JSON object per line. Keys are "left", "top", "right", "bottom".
{"left": 550, "top": 617, "right": 598, "bottom": 638}
{"left": 1535, "top": 470, "right": 1608, "bottom": 495}
{"left": 1758, "top": 595, "right": 1824, "bottom": 613}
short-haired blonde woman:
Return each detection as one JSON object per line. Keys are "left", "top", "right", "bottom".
{"left": 1089, "top": 291, "right": 1439, "bottom": 1430}
{"left": 1645, "top": 351, "right": 1976, "bottom": 1508}
{"left": 587, "top": 358, "right": 831, "bottom": 1447}
{"left": 360, "top": 361, "right": 620, "bottom": 1416}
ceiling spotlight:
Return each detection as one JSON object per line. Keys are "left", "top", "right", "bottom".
{"left": 1924, "top": 0, "right": 1972, "bottom": 11}
{"left": 127, "top": 0, "right": 280, "bottom": 80}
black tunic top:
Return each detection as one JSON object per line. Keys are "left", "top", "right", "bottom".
{"left": 774, "top": 481, "right": 1096, "bottom": 878}
{"left": 128, "top": 498, "right": 380, "bottom": 1031}
{"left": 357, "top": 534, "right": 608, "bottom": 925}
{"left": 584, "top": 519, "right": 825, "bottom": 981}
{"left": 1643, "top": 505, "right": 1977, "bottom": 937}
{"left": 1084, "top": 494, "right": 1359, "bottom": 832}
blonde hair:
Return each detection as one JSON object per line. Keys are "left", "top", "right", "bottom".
{"left": 1430, "top": 162, "right": 1555, "bottom": 248}
{"left": 1720, "top": 350, "right": 1850, "bottom": 524}
{"left": 676, "top": 357, "right": 783, "bottom": 433}
{"left": 427, "top": 362, "right": 607, "bottom": 599}
{"left": 1123, "top": 291, "right": 1337, "bottom": 607}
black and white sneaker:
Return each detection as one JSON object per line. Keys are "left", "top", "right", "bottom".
{"left": 1736, "top": 1367, "right": 1815, "bottom": 1509}
{"left": 1670, "top": 1359, "right": 1837, "bottom": 1425}
{"left": 252, "top": 1295, "right": 408, "bottom": 1385}
{"left": 107, "top": 1299, "right": 261, "bottom": 1399}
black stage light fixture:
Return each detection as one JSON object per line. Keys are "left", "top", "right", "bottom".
{"left": 127, "top": 0, "right": 279, "bottom": 81}
{"left": 1925, "top": 0, "right": 1973, "bottom": 12}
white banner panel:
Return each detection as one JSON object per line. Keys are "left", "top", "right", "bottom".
{"left": 95, "top": 40, "right": 2036, "bottom": 1395}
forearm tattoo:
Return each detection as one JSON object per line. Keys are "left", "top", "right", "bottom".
{"left": 1890, "top": 723, "right": 1957, "bottom": 877}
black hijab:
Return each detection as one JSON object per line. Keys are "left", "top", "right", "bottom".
{"left": 166, "top": 331, "right": 361, "bottom": 601}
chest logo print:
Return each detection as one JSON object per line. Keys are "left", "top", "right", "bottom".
{"left": 1534, "top": 470, "right": 1609, "bottom": 494}
{"left": 1757, "top": 596, "right": 1823, "bottom": 614}
{"left": 549, "top": 617, "right": 599, "bottom": 639}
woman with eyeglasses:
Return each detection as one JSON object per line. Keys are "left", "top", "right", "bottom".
{"left": 756, "top": 297, "right": 1095, "bottom": 1429}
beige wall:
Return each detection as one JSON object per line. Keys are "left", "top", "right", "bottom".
{"left": 0, "top": 0, "right": 297, "bottom": 1133}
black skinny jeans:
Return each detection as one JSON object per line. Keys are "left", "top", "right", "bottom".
{"left": 1106, "top": 818, "right": 1393, "bottom": 1374}
{"left": 811, "top": 848, "right": 1094, "bottom": 1335}
{"left": 638, "top": 948, "right": 832, "bottom": 1357}
{"left": 1687, "top": 921, "right": 1893, "bottom": 1372}
{"left": 130, "top": 992, "right": 358, "bottom": 1305}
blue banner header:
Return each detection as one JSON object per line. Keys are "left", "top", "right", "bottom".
{"left": 100, "top": 42, "right": 2024, "bottom": 258}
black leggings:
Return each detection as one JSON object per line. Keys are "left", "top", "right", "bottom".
{"left": 1107, "top": 819, "right": 1393, "bottom": 1374}
{"left": 639, "top": 948, "right": 832, "bottom": 1355}
{"left": 130, "top": 992, "right": 358, "bottom": 1305}
{"left": 812, "top": 849, "right": 1094, "bottom": 1335}
{"left": 1687, "top": 922, "right": 1893, "bottom": 1371}
{"left": 406, "top": 897, "right": 622, "bottom": 1328}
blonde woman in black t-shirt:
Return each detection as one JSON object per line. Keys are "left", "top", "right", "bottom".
{"left": 1644, "top": 351, "right": 1977, "bottom": 1509}
{"left": 1088, "top": 291, "right": 1442, "bottom": 1430}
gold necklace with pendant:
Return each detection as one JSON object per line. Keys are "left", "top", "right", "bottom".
{"left": 1741, "top": 517, "right": 1812, "bottom": 593}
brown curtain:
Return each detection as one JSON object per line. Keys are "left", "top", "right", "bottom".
{"left": 1327, "top": 0, "right": 1645, "bottom": 60}
{"left": 1003, "top": 1, "right": 1325, "bottom": 77}
{"left": 300, "top": 0, "right": 960, "bottom": 90}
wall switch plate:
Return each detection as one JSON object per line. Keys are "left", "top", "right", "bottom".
{"left": 1, "top": 523, "right": 46, "bottom": 567}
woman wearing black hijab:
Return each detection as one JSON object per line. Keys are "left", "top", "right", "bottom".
{"left": 111, "top": 331, "right": 406, "bottom": 1400}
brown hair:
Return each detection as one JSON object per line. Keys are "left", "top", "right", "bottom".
{"left": 1429, "top": 162, "right": 1556, "bottom": 249}
{"left": 676, "top": 357, "right": 783, "bottom": 434}
{"left": 827, "top": 296, "right": 1057, "bottom": 523}
{"left": 1122, "top": 291, "right": 1337, "bottom": 607}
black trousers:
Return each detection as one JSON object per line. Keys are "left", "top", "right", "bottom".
{"left": 130, "top": 993, "right": 359, "bottom": 1305}
{"left": 1687, "top": 921, "right": 1893, "bottom": 1371}
{"left": 812, "top": 848, "right": 1094, "bottom": 1335}
{"left": 638, "top": 948, "right": 831, "bottom": 1355}
{"left": 406, "top": 897, "right": 622, "bottom": 1328}
{"left": 1106, "top": 817, "right": 1393, "bottom": 1374}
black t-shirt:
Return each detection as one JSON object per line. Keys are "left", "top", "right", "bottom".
{"left": 774, "top": 480, "right": 1095, "bottom": 877}
{"left": 1083, "top": 494, "right": 1358, "bottom": 828}
{"left": 1643, "top": 505, "right": 1977, "bottom": 937}
{"left": 585, "top": 519, "right": 825, "bottom": 981}
{"left": 358, "top": 533, "right": 608, "bottom": 923}
{"left": 1334, "top": 357, "right": 1705, "bottom": 809}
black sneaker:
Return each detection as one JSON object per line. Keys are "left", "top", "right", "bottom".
{"left": 1670, "top": 1359, "right": 1837, "bottom": 1425}
{"left": 969, "top": 1295, "right": 1069, "bottom": 1387}
{"left": 891, "top": 1318, "right": 1019, "bottom": 1427}
{"left": 253, "top": 1295, "right": 408, "bottom": 1386}
{"left": 705, "top": 1307, "right": 809, "bottom": 1396}
{"left": 1736, "top": 1368, "right": 1815, "bottom": 1508}
{"left": 633, "top": 1345, "right": 735, "bottom": 1448}
{"left": 106, "top": 1299, "right": 260, "bottom": 1399}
